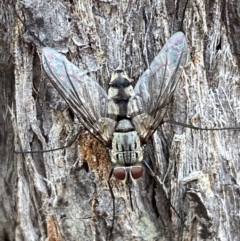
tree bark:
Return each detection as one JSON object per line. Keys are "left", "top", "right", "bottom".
{"left": 1, "top": 0, "right": 240, "bottom": 240}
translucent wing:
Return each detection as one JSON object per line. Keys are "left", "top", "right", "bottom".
{"left": 127, "top": 32, "right": 187, "bottom": 142}
{"left": 42, "top": 47, "right": 118, "bottom": 145}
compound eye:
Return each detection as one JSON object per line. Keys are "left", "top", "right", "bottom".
{"left": 113, "top": 168, "right": 126, "bottom": 180}
{"left": 131, "top": 166, "right": 144, "bottom": 179}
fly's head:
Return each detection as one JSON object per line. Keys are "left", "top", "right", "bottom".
{"left": 111, "top": 165, "right": 144, "bottom": 184}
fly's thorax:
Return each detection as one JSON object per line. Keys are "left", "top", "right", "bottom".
{"left": 110, "top": 129, "right": 143, "bottom": 166}
{"left": 109, "top": 119, "right": 145, "bottom": 181}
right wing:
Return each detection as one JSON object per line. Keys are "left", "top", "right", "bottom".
{"left": 127, "top": 32, "right": 187, "bottom": 143}
{"left": 42, "top": 47, "right": 118, "bottom": 145}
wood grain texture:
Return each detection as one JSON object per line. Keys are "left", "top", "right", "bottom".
{"left": 1, "top": 0, "right": 239, "bottom": 240}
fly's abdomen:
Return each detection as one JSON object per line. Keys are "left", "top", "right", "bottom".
{"left": 108, "top": 70, "right": 134, "bottom": 118}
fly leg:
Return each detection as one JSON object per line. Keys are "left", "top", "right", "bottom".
{"left": 107, "top": 168, "right": 115, "bottom": 241}
{"left": 15, "top": 127, "right": 82, "bottom": 154}
{"left": 142, "top": 160, "right": 186, "bottom": 226}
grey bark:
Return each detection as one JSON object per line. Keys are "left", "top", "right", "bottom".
{"left": 1, "top": 0, "right": 240, "bottom": 241}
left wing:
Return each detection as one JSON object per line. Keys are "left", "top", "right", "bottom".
{"left": 42, "top": 47, "right": 118, "bottom": 145}
{"left": 127, "top": 32, "right": 187, "bottom": 143}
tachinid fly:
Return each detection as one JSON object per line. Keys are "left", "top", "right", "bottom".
{"left": 38, "top": 34, "right": 187, "bottom": 239}
{"left": 41, "top": 32, "right": 187, "bottom": 184}
{"left": 15, "top": 1, "right": 240, "bottom": 239}
{"left": 14, "top": 6, "right": 190, "bottom": 236}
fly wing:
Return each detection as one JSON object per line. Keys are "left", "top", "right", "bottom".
{"left": 42, "top": 47, "right": 118, "bottom": 145}
{"left": 127, "top": 32, "right": 187, "bottom": 142}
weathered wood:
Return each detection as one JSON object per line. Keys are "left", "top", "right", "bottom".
{"left": 1, "top": 0, "right": 240, "bottom": 240}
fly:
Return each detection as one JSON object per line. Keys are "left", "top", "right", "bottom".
{"left": 14, "top": 1, "right": 240, "bottom": 240}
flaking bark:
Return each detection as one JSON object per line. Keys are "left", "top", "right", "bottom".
{"left": 1, "top": 1, "right": 240, "bottom": 241}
